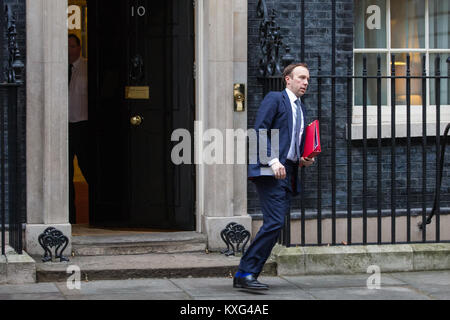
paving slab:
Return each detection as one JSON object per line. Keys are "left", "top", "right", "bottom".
{"left": 1, "top": 270, "right": 449, "bottom": 300}
{"left": 305, "top": 286, "right": 432, "bottom": 300}
{"left": 194, "top": 292, "right": 315, "bottom": 300}
{"left": 282, "top": 273, "right": 407, "bottom": 289}
{"left": 55, "top": 278, "right": 183, "bottom": 296}
{"left": 422, "top": 291, "right": 450, "bottom": 300}
{"left": 170, "top": 276, "right": 315, "bottom": 300}
{"left": 0, "top": 282, "right": 59, "bottom": 294}
{"left": 65, "top": 292, "right": 191, "bottom": 300}
{"left": 170, "top": 277, "right": 243, "bottom": 298}
{"left": 387, "top": 270, "right": 450, "bottom": 286}
{"left": 0, "top": 293, "right": 65, "bottom": 300}
{"left": 388, "top": 271, "right": 450, "bottom": 299}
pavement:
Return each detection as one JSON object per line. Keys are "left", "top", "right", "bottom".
{"left": 0, "top": 270, "right": 449, "bottom": 300}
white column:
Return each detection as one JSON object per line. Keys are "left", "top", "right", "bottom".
{"left": 198, "top": 0, "right": 250, "bottom": 250}
{"left": 25, "top": 0, "right": 71, "bottom": 255}
{"left": 232, "top": 0, "right": 248, "bottom": 218}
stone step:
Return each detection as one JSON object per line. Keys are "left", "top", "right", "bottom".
{"left": 71, "top": 231, "right": 207, "bottom": 256}
{"left": 34, "top": 231, "right": 278, "bottom": 282}
{"left": 34, "top": 252, "right": 277, "bottom": 282}
{"left": 2, "top": 246, "right": 36, "bottom": 284}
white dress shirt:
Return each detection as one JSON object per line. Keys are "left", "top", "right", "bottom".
{"left": 268, "top": 88, "right": 304, "bottom": 166}
{"left": 69, "top": 57, "right": 88, "bottom": 123}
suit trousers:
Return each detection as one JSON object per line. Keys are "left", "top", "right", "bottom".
{"left": 69, "top": 121, "right": 90, "bottom": 224}
{"left": 238, "top": 162, "right": 295, "bottom": 276}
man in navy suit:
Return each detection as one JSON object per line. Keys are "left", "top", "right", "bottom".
{"left": 234, "top": 63, "right": 314, "bottom": 290}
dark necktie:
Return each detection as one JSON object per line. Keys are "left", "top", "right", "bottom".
{"left": 294, "top": 99, "right": 302, "bottom": 160}
{"left": 69, "top": 64, "right": 74, "bottom": 84}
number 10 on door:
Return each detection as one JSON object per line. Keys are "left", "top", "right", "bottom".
{"left": 131, "top": 6, "right": 146, "bottom": 17}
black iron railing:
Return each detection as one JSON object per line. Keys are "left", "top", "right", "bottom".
{"left": 0, "top": 86, "right": 4, "bottom": 256}
{"left": 262, "top": 54, "right": 449, "bottom": 247}
{"left": 419, "top": 122, "right": 450, "bottom": 231}
{"left": 254, "top": 0, "right": 450, "bottom": 248}
{"left": 1, "top": 4, "right": 24, "bottom": 256}
{"left": 1, "top": 83, "right": 22, "bottom": 255}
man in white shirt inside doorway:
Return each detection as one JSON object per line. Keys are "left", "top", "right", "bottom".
{"left": 68, "top": 34, "right": 89, "bottom": 224}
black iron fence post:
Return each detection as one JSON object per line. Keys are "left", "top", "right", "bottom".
{"left": 391, "top": 54, "right": 397, "bottom": 244}
{"left": 376, "top": 54, "right": 382, "bottom": 244}
{"left": 362, "top": 55, "right": 368, "bottom": 244}
{"left": 1, "top": 88, "right": 4, "bottom": 256}
{"left": 331, "top": 0, "right": 337, "bottom": 246}
{"left": 0, "top": 0, "right": 5, "bottom": 257}
{"left": 421, "top": 55, "right": 428, "bottom": 242}
{"left": 7, "top": 84, "right": 21, "bottom": 254}
{"left": 317, "top": 55, "right": 322, "bottom": 246}
{"left": 435, "top": 55, "right": 441, "bottom": 242}
{"left": 0, "top": 83, "right": 21, "bottom": 256}
{"left": 346, "top": 56, "right": 352, "bottom": 245}
{"left": 406, "top": 54, "right": 411, "bottom": 242}
{"left": 1, "top": 5, "right": 24, "bottom": 255}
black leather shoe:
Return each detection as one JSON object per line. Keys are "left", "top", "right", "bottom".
{"left": 234, "top": 274, "right": 269, "bottom": 290}
{"left": 233, "top": 276, "right": 240, "bottom": 288}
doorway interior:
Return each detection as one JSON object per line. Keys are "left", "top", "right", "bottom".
{"left": 68, "top": 0, "right": 195, "bottom": 233}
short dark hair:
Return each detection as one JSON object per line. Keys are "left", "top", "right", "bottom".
{"left": 68, "top": 34, "right": 81, "bottom": 47}
{"left": 282, "top": 63, "right": 309, "bottom": 85}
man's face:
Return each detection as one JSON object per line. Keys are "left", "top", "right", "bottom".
{"left": 68, "top": 37, "right": 81, "bottom": 64}
{"left": 285, "top": 66, "right": 310, "bottom": 97}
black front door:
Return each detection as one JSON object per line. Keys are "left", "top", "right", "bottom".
{"left": 88, "top": 0, "right": 195, "bottom": 230}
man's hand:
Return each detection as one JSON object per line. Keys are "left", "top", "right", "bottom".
{"left": 300, "top": 157, "right": 315, "bottom": 167}
{"left": 271, "top": 161, "right": 286, "bottom": 179}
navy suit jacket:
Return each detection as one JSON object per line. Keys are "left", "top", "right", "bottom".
{"left": 248, "top": 90, "right": 307, "bottom": 194}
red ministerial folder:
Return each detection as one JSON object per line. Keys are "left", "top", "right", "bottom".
{"left": 302, "top": 120, "right": 321, "bottom": 159}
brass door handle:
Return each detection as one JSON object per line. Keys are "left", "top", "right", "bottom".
{"left": 130, "top": 115, "right": 143, "bottom": 126}
{"left": 234, "top": 84, "right": 245, "bottom": 112}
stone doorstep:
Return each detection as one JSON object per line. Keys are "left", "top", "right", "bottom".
{"left": 71, "top": 231, "right": 207, "bottom": 256}
{"left": 72, "top": 242, "right": 207, "bottom": 256}
{"left": 71, "top": 231, "right": 207, "bottom": 245}
{"left": 274, "top": 243, "right": 450, "bottom": 276}
{"left": 1, "top": 246, "right": 37, "bottom": 284}
{"left": 36, "top": 265, "right": 261, "bottom": 283}
{"left": 34, "top": 252, "right": 277, "bottom": 283}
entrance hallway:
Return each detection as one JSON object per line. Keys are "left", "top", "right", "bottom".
{"left": 71, "top": 224, "right": 180, "bottom": 236}
{"left": 86, "top": 0, "right": 195, "bottom": 230}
